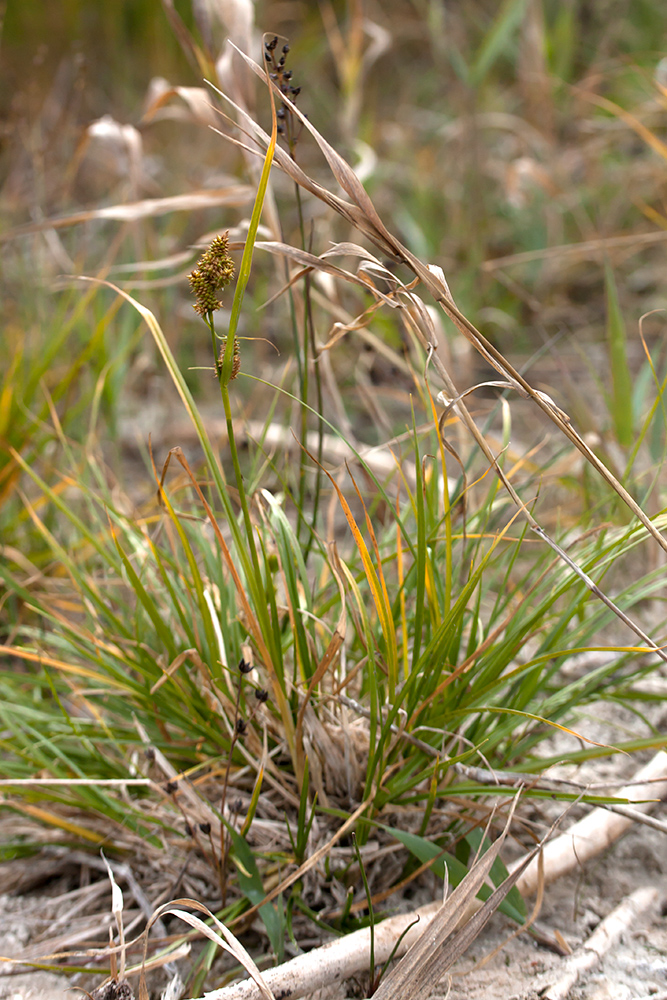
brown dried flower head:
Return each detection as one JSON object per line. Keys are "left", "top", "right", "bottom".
{"left": 264, "top": 36, "right": 303, "bottom": 152}
{"left": 188, "top": 233, "right": 235, "bottom": 316}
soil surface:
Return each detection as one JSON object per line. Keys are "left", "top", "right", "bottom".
{"left": 1, "top": 812, "right": 666, "bottom": 1000}
{"left": 439, "top": 820, "right": 667, "bottom": 999}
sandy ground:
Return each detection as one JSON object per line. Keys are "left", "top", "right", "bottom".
{"left": 2, "top": 690, "right": 666, "bottom": 1000}
{"left": 438, "top": 820, "right": 667, "bottom": 999}
{"left": 1, "top": 811, "right": 666, "bottom": 1000}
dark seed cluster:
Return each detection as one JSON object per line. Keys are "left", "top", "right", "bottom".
{"left": 226, "top": 660, "right": 270, "bottom": 750}
{"left": 188, "top": 233, "right": 235, "bottom": 317}
{"left": 264, "top": 36, "right": 303, "bottom": 150}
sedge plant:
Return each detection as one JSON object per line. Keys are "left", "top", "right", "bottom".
{"left": 3, "top": 15, "right": 667, "bottom": 993}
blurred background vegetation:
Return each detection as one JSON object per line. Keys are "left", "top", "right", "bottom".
{"left": 3, "top": 0, "right": 666, "bottom": 383}
{"left": 2, "top": 0, "right": 667, "bottom": 547}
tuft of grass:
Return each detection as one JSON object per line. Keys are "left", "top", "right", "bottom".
{"left": 3, "top": 4, "right": 667, "bottom": 993}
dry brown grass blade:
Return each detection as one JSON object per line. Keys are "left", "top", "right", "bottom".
{"left": 415, "top": 278, "right": 667, "bottom": 563}
{"left": 481, "top": 227, "right": 667, "bottom": 270}
{"left": 254, "top": 240, "right": 399, "bottom": 305}
{"left": 208, "top": 77, "right": 399, "bottom": 257}
{"left": 228, "top": 795, "right": 372, "bottom": 927}
{"left": 238, "top": 46, "right": 667, "bottom": 519}
{"left": 473, "top": 850, "right": 546, "bottom": 973}
{"left": 229, "top": 44, "right": 394, "bottom": 243}
{"left": 203, "top": 799, "right": 536, "bottom": 1000}
{"left": 371, "top": 797, "right": 532, "bottom": 1000}
{"left": 1, "top": 188, "right": 252, "bottom": 242}
{"left": 198, "top": 902, "right": 443, "bottom": 1000}
{"left": 142, "top": 81, "right": 221, "bottom": 126}
{"left": 141, "top": 897, "right": 275, "bottom": 1000}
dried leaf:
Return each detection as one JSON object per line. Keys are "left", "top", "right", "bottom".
{"left": 372, "top": 799, "right": 535, "bottom": 1000}
{"left": 1, "top": 188, "right": 253, "bottom": 242}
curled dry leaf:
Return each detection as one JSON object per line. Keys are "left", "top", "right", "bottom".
{"left": 145, "top": 899, "right": 275, "bottom": 1000}
{"left": 143, "top": 78, "right": 221, "bottom": 127}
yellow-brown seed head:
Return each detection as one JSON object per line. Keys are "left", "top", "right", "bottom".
{"left": 188, "top": 233, "right": 235, "bottom": 316}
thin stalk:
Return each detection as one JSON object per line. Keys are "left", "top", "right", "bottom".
{"left": 291, "top": 176, "right": 324, "bottom": 559}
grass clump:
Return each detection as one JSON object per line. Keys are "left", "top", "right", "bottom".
{"left": 2, "top": 4, "right": 667, "bottom": 996}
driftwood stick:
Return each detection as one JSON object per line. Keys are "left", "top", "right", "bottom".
{"left": 513, "top": 750, "right": 667, "bottom": 898}
{"left": 539, "top": 885, "right": 659, "bottom": 1000}
{"left": 197, "top": 902, "right": 442, "bottom": 1000}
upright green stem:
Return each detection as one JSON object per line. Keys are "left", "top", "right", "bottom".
{"left": 220, "top": 380, "right": 262, "bottom": 583}
{"left": 206, "top": 311, "right": 262, "bottom": 586}
{"left": 207, "top": 314, "right": 218, "bottom": 374}
{"left": 206, "top": 311, "right": 261, "bottom": 591}
{"left": 209, "top": 315, "right": 297, "bottom": 768}
{"left": 293, "top": 182, "right": 324, "bottom": 561}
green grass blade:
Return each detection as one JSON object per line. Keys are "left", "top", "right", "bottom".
{"left": 604, "top": 262, "right": 633, "bottom": 448}
{"left": 471, "top": 0, "right": 528, "bottom": 85}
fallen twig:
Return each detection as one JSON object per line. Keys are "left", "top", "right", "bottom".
{"left": 193, "top": 901, "right": 442, "bottom": 1000}
{"left": 371, "top": 806, "right": 538, "bottom": 1000}
{"left": 512, "top": 750, "right": 667, "bottom": 897}
{"left": 537, "top": 885, "right": 659, "bottom": 1000}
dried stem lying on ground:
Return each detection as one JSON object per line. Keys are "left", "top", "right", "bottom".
{"left": 194, "top": 800, "right": 537, "bottom": 1000}
{"left": 190, "top": 751, "right": 667, "bottom": 1000}
{"left": 538, "top": 886, "right": 659, "bottom": 1000}
{"left": 513, "top": 750, "right": 667, "bottom": 897}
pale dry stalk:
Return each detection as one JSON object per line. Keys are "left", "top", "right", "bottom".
{"left": 539, "top": 885, "right": 659, "bottom": 1000}
{"left": 513, "top": 750, "right": 667, "bottom": 897}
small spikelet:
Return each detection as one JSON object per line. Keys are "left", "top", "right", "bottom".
{"left": 188, "top": 233, "right": 235, "bottom": 316}
{"left": 263, "top": 35, "right": 303, "bottom": 150}
{"left": 216, "top": 337, "right": 241, "bottom": 380}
